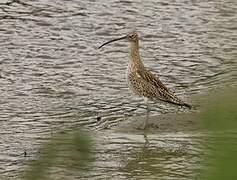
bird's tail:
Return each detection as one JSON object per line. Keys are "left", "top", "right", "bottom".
{"left": 183, "top": 103, "right": 192, "bottom": 109}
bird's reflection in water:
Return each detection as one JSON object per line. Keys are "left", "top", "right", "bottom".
{"left": 144, "top": 133, "right": 150, "bottom": 147}
{"left": 118, "top": 134, "right": 199, "bottom": 179}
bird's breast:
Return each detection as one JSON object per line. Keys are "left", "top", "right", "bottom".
{"left": 126, "top": 64, "right": 142, "bottom": 96}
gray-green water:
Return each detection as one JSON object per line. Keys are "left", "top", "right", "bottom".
{"left": 0, "top": 0, "right": 236, "bottom": 179}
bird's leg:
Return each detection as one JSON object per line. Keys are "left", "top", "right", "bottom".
{"left": 143, "top": 98, "right": 150, "bottom": 130}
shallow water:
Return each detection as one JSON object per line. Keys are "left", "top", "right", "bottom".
{"left": 90, "top": 132, "right": 205, "bottom": 180}
{"left": 0, "top": 0, "right": 236, "bottom": 179}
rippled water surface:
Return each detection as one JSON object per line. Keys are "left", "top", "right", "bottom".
{"left": 0, "top": 0, "right": 236, "bottom": 179}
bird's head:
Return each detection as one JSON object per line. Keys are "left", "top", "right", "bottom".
{"left": 127, "top": 31, "right": 139, "bottom": 43}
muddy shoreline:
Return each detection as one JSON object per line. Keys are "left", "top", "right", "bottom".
{"left": 112, "top": 112, "right": 200, "bottom": 134}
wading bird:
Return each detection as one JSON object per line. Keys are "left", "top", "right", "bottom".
{"left": 99, "top": 31, "right": 191, "bottom": 129}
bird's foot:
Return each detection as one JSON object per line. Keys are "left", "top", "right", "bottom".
{"left": 136, "top": 125, "right": 147, "bottom": 130}
{"left": 136, "top": 123, "right": 159, "bottom": 130}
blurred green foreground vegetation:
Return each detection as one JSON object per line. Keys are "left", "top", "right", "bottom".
{"left": 23, "top": 87, "right": 237, "bottom": 179}
{"left": 23, "top": 130, "right": 92, "bottom": 180}
{"left": 198, "top": 87, "right": 237, "bottom": 180}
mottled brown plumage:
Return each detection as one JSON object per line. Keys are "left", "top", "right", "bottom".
{"left": 128, "top": 68, "right": 191, "bottom": 108}
{"left": 99, "top": 31, "right": 191, "bottom": 109}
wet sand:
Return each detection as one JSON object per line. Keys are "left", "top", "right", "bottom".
{"left": 113, "top": 112, "right": 200, "bottom": 134}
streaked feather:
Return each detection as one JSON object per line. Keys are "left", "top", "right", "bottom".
{"left": 128, "top": 69, "right": 191, "bottom": 108}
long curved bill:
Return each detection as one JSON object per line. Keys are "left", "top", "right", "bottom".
{"left": 98, "top": 35, "right": 127, "bottom": 49}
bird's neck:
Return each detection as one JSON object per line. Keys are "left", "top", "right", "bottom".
{"left": 129, "top": 41, "right": 144, "bottom": 71}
